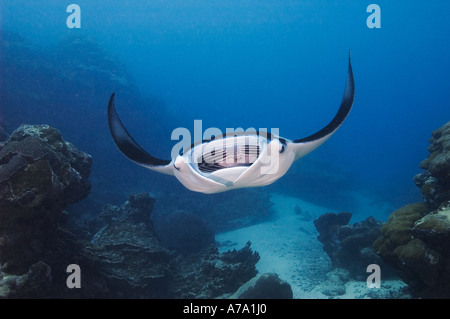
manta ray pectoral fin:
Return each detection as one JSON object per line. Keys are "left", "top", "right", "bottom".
{"left": 291, "top": 52, "right": 355, "bottom": 159}
{"left": 107, "top": 93, "right": 174, "bottom": 175}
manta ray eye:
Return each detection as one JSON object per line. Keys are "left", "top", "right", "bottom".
{"left": 280, "top": 144, "right": 286, "bottom": 153}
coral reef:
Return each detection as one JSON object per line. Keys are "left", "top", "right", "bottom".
{"left": 414, "top": 121, "right": 450, "bottom": 209}
{"left": 373, "top": 203, "right": 428, "bottom": 260}
{"left": 314, "top": 212, "right": 394, "bottom": 280}
{"left": 229, "top": 273, "right": 293, "bottom": 299}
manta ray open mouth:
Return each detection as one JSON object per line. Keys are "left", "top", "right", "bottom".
{"left": 194, "top": 136, "right": 262, "bottom": 174}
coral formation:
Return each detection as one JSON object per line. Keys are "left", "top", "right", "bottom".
{"left": 414, "top": 121, "right": 450, "bottom": 209}
{"left": 373, "top": 203, "right": 428, "bottom": 259}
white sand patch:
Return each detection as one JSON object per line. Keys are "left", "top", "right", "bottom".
{"left": 217, "top": 193, "right": 333, "bottom": 298}
{"left": 216, "top": 193, "right": 407, "bottom": 299}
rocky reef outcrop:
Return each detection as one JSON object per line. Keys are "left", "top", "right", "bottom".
{"left": 414, "top": 121, "right": 450, "bottom": 210}
{"left": 0, "top": 124, "right": 93, "bottom": 297}
{"left": 314, "top": 212, "right": 391, "bottom": 280}
{"left": 374, "top": 121, "right": 450, "bottom": 298}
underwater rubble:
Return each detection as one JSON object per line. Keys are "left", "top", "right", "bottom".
{"left": 0, "top": 124, "right": 268, "bottom": 298}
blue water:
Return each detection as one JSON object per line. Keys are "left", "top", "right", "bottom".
{"left": 1, "top": 1, "right": 450, "bottom": 221}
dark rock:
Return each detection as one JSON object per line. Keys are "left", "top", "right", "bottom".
{"left": 315, "top": 213, "right": 393, "bottom": 279}
{"left": 230, "top": 273, "right": 293, "bottom": 299}
{"left": 314, "top": 212, "right": 352, "bottom": 238}
{"left": 313, "top": 212, "right": 352, "bottom": 261}
{"left": 168, "top": 242, "right": 260, "bottom": 298}
{"left": 154, "top": 210, "right": 215, "bottom": 254}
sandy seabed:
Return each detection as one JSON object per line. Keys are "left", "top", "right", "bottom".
{"left": 216, "top": 193, "right": 408, "bottom": 299}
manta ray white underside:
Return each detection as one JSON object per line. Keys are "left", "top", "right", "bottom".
{"left": 108, "top": 54, "right": 355, "bottom": 194}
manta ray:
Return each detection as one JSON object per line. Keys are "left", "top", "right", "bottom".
{"left": 108, "top": 54, "right": 355, "bottom": 194}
